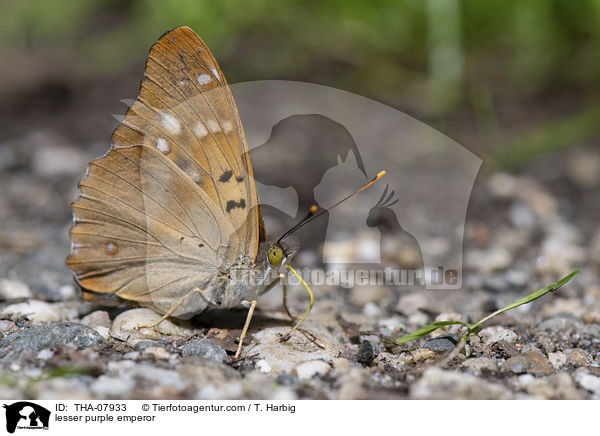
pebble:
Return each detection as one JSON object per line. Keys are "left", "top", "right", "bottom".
{"left": 349, "top": 285, "right": 391, "bottom": 306}
{"left": 362, "top": 302, "right": 381, "bottom": 318}
{"left": 480, "top": 326, "right": 519, "bottom": 346}
{"left": 0, "top": 320, "right": 17, "bottom": 335}
{"left": 181, "top": 338, "right": 229, "bottom": 364}
{"left": 465, "top": 247, "right": 512, "bottom": 274}
{"left": 404, "top": 348, "right": 436, "bottom": 365}
{"left": 31, "top": 142, "right": 89, "bottom": 177}
{"left": 574, "top": 370, "right": 600, "bottom": 396}
{"left": 501, "top": 352, "right": 555, "bottom": 376}
{"left": 487, "top": 173, "right": 517, "bottom": 198}
{"left": 0, "top": 322, "right": 103, "bottom": 363}
{"left": 461, "top": 357, "right": 498, "bottom": 374}
{"left": 0, "top": 279, "right": 32, "bottom": 299}
{"left": 292, "top": 360, "right": 331, "bottom": 380}
{"left": 357, "top": 340, "right": 376, "bottom": 365}
{"left": 1, "top": 300, "right": 79, "bottom": 324}
{"left": 143, "top": 346, "right": 171, "bottom": 360}
{"left": 395, "top": 293, "right": 428, "bottom": 315}
{"left": 81, "top": 310, "right": 112, "bottom": 329}
{"left": 524, "top": 373, "right": 581, "bottom": 400}
{"left": 411, "top": 368, "right": 512, "bottom": 399}
{"left": 91, "top": 374, "right": 136, "bottom": 399}
{"left": 110, "top": 308, "right": 194, "bottom": 343}
{"left": 486, "top": 340, "right": 520, "bottom": 359}
{"left": 565, "top": 348, "right": 590, "bottom": 366}
{"left": 509, "top": 202, "right": 537, "bottom": 230}
{"left": 548, "top": 352, "right": 568, "bottom": 369}
{"left": 422, "top": 334, "right": 458, "bottom": 353}
{"left": 242, "top": 326, "right": 339, "bottom": 375}
{"left": 35, "top": 377, "right": 93, "bottom": 400}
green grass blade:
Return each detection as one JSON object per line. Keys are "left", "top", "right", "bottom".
{"left": 470, "top": 268, "right": 581, "bottom": 330}
{"left": 395, "top": 320, "right": 472, "bottom": 344}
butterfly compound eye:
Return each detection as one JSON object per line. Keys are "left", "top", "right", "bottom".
{"left": 267, "top": 245, "right": 284, "bottom": 266}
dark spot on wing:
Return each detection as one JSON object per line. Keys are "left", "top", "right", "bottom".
{"left": 198, "top": 243, "right": 204, "bottom": 247}
{"left": 178, "top": 53, "right": 186, "bottom": 65}
{"left": 226, "top": 199, "right": 246, "bottom": 213}
{"left": 219, "top": 170, "right": 233, "bottom": 182}
{"left": 236, "top": 176, "right": 244, "bottom": 182}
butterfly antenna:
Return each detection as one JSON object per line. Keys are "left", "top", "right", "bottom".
{"left": 277, "top": 170, "right": 386, "bottom": 245}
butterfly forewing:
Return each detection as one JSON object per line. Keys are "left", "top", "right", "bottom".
{"left": 111, "top": 26, "right": 262, "bottom": 257}
{"left": 67, "top": 27, "right": 264, "bottom": 313}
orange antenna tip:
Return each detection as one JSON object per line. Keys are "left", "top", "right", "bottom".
{"left": 309, "top": 205, "right": 318, "bottom": 213}
{"left": 376, "top": 170, "right": 386, "bottom": 179}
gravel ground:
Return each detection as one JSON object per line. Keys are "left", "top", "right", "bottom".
{"left": 0, "top": 127, "right": 599, "bottom": 400}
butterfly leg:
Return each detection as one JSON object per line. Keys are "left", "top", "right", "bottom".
{"left": 138, "top": 287, "right": 202, "bottom": 330}
{"left": 234, "top": 299, "right": 257, "bottom": 359}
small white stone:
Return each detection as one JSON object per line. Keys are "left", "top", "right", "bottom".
{"left": 110, "top": 308, "right": 194, "bottom": 344}
{"left": 292, "top": 360, "right": 331, "bottom": 380}
{"left": 56, "top": 284, "right": 77, "bottom": 300}
{"left": 197, "top": 73, "right": 211, "bottom": 85}
{"left": 36, "top": 349, "right": 54, "bottom": 360}
{"left": 2, "top": 300, "right": 77, "bottom": 324}
{"left": 548, "top": 351, "right": 568, "bottom": 369}
{"left": 256, "top": 359, "right": 272, "bottom": 373}
{"left": 91, "top": 375, "right": 136, "bottom": 398}
{"left": 363, "top": 302, "right": 381, "bottom": 318}
{"left": 575, "top": 371, "right": 600, "bottom": 395}
{"left": 480, "top": 326, "right": 519, "bottom": 345}
{"left": 0, "top": 279, "right": 32, "bottom": 299}
{"left": 94, "top": 326, "right": 110, "bottom": 340}
{"left": 144, "top": 346, "right": 171, "bottom": 360}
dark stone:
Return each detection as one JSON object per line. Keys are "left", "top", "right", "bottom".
{"left": 181, "top": 338, "right": 230, "bottom": 363}
{"left": 501, "top": 351, "right": 555, "bottom": 376}
{"left": 0, "top": 322, "right": 104, "bottom": 363}
{"left": 487, "top": 340, "right": 520, "bottom": 359}
{"left": 422, "top": 334, "right": 459, "bottom": 353}
{"left": 358, "top": 340, "right": 376, "bottom": 366}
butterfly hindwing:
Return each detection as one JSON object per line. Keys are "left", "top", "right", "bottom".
{"left": 67, "top": 145, "right": 240, "bottom": 316}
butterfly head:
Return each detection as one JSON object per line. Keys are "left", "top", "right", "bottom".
{"left": 266, "top": 242, "right": 297, "bottom": 269}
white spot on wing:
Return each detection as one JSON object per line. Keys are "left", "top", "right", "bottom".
{"left": 223, "top": 120, "right": 233, "bottom": 133}
{"left": 194, "top": 123, "right": 208, "bottom": 137}
{"left": 197, "top": 73, "right": 211, "bottom": 85}
{"left": 207, "top": 119, "right": 220, "bottom": 133}
{"left": 187, "top": 167, "right": 202, "bottom": 183}
{"left": 161, "top": 113, "right": 180, "bottom": 134}
{"left": 156, "top": 138, "right": 171, "bottom": 155}
{"left": 210, "top": 67, "right": 220, "bottom": 82}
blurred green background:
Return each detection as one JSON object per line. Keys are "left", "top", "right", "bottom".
{"left": 1, "top": 0, "right": 600, "bottom": 167}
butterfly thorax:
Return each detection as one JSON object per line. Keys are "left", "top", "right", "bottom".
{"left": 208, "top": 242, "right": 285, "bottom": 308}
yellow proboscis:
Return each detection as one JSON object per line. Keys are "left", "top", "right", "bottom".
{"left": 283, "top": 264, "right": 314, "bottom": 339}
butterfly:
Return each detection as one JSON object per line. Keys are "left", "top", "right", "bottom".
{"left": 66, "top": 26, "right": 385, "bottom": 358}
{"left": 66, "top": 26, "right": 300, "bottom": 357}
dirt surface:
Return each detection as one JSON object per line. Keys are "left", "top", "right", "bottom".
{"left": 0, "top": 70, "right": 599, "bottom": 400}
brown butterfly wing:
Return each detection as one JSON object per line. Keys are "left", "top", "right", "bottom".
{"left": 67, "top": 145, "right": 240, "bottom": 316}
{"left": 67, "top": 27, "right": 264, "bottom": 315}
{"left": 111, "top": 26, "right": 264, "bottom": 256}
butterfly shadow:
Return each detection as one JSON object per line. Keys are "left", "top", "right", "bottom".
{"left": 250, "top": 114, "right": 367, "bottom": 263}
